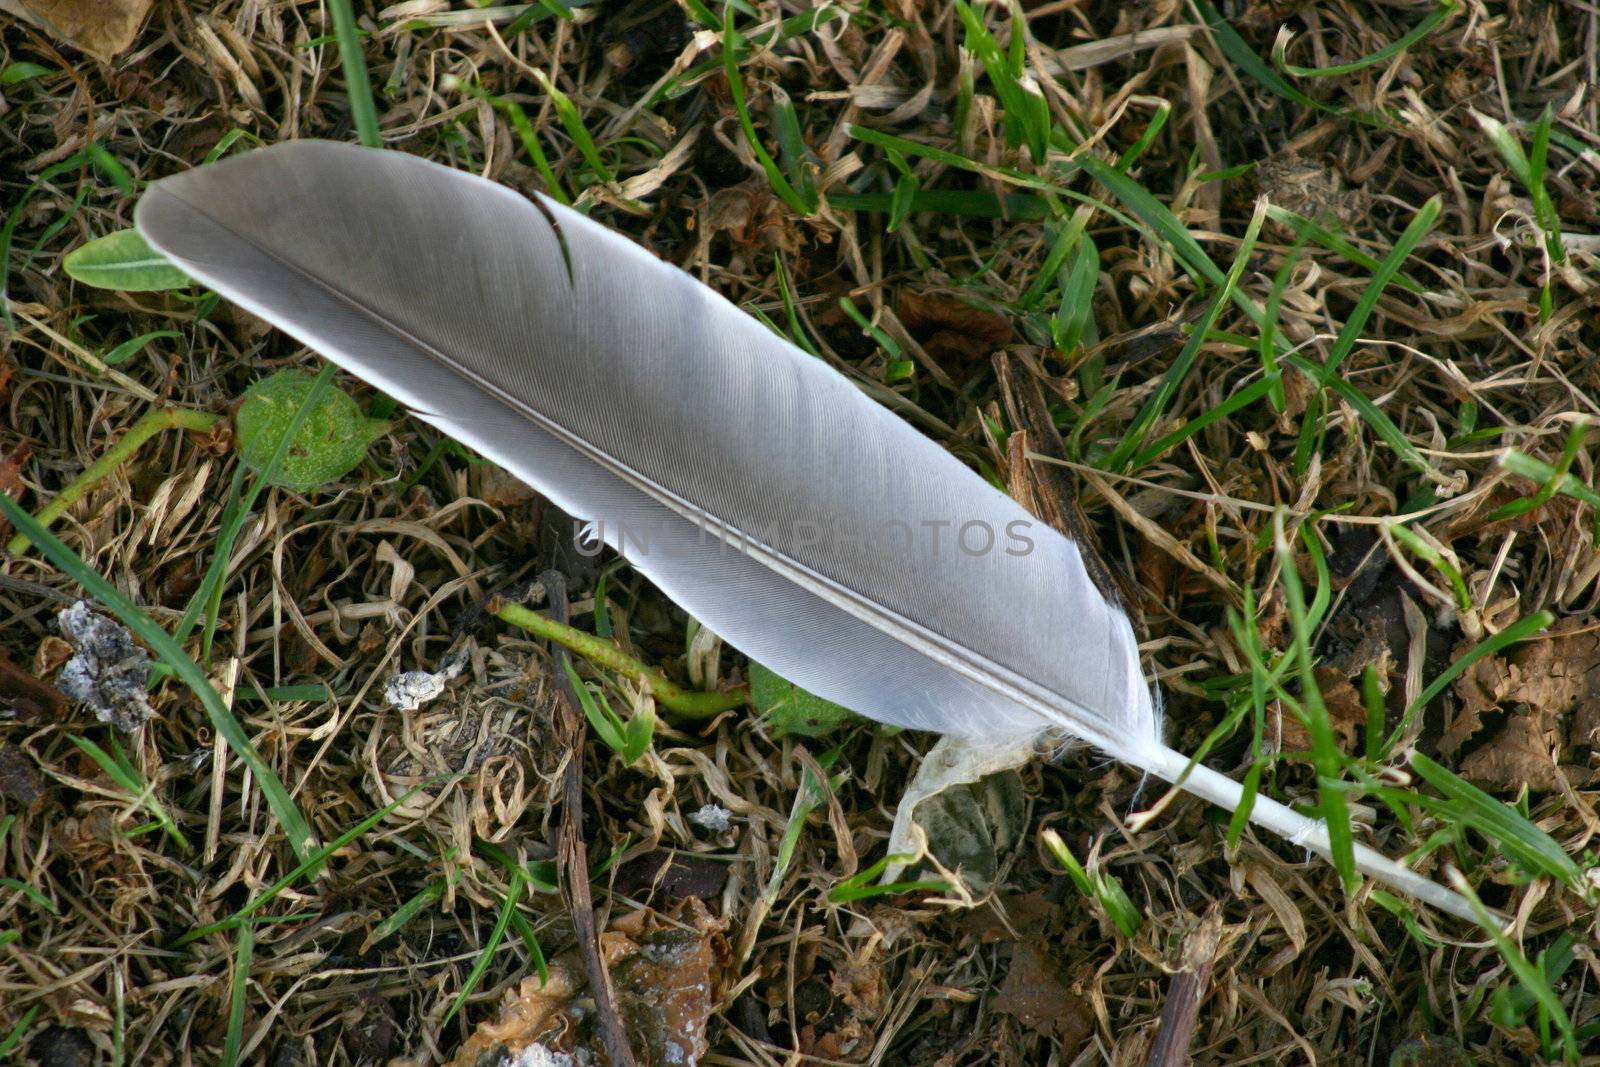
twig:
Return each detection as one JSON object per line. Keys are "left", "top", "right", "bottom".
{"left": 1145, "top": 905, "right": 1226, "bottom": 1067}
{"left": 543, "top": 570, "right": 637, "bottom": 1067}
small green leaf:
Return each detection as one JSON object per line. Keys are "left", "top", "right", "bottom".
{"left": 749, "top": 662, "right": 859, "bottom": 737}
{"left": 234, "top": 370, "right": 387, "bottom": 491}
{"left": 63, "top": 230, "right": 192, "bottom": 292}
{"left": 1, "top": 61, "right": 54, "bottom": 86}
{"left": 104, "top": 329, "right": 182, "bottom": 366}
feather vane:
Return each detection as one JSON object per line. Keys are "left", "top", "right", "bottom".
{"left": 136, "top": 141, "right": 1474, "bottom": 920}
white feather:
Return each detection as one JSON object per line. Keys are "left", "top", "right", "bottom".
{"left": 135, "top": 141, "right": 1475, "bottom": 921}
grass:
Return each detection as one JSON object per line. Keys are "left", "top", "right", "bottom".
{"left": 2, "top": 0, "right": 1598, "bottom": 1062}
{"left": 66, "top": 733, "right": 191, "bottom": 850}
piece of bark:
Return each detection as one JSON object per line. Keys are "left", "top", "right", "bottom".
{"left": 994, "top": 352, "right": 1129, "bottom": 608}
{"left": 1145, "top": 905, "right": 1226, "bottom": 1067}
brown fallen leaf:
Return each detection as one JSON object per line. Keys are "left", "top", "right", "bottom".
{"left": 0, "top": 0, "right": 154, "bottom": 61}
{"left": 448, "top": 965, "right": 583, "bottom": 1067}
{"left": 897, "top": 291, "right": 1012, "bottom": 369}
{"left": 1255, "top": 153, "right": 1364, "bottom": 229}
{"left": 1445, "top": 618, "right": 1600, "bottom": 790}
{"left": 957, "top": 889, "right": 1058, "bottom": 944}
{"left": 1278, "top": 667, "right": 1367, "bottom": 754}
{"left": 472, "top": 462, "right": 536, "bottom": 507}
{"left": 0, "top": 649, "right": 67, "bottom": 721}
{"left": 798, "top": 1014, "right": 874, "bottom": 1062}
{"left": 1318, "top": 666, "right": 1367, "bottom": 753}
{"left": 0, "top": 440, "right": 29, "bottom": 541}
{"left": 450, "top": 898, "right": 728, "bottom": 1067}
{"left": 614, "top": 848, "right": 729, "bottom": 903}
{"left": 829, "top": 941, "right": 887, "bottom": 1021}
{"left": 0, "top": 744, "right": 46, "bottom": 812}
{"left": 994, "top": 942, "right": 1093, "bottom": 1047}
{"left": 606, "top": 898, "right": 728, "bottom": 1067}
{"left": 1456, "top": 714, "right": 1587, "bottom": 793}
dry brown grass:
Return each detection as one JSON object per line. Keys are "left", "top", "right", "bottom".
{"left": 3, "top": 0, "right": 1600, "bottom": 1064}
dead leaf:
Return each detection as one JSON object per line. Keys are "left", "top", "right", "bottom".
{"left": 798, "top": 1015, "right": 874, "bottom": 1061}
{"left": 451, "top": 899, "right": 727, "bottom": 1067}
{"left": 1277, "top": 673, "right": 1366, "bottom": 757}
{"left": 1256, "top": 153, "right": 1364, "bottom": 228}
{"left": 897, "top": 291, "right": 1012, "bottom": 368}
{"left": 614, "top": 849, "right": 729, "bottom": 903}
{"left": 0, "top": 649, "right": 67, "bottom": 720}
{"left": 0, "top": 744, "right": 46, "bottom": 811}
{"left": 957, "top": 890, "right": 1058, "bottom": 943}
{"left": 882, "top": 733, "right": 1035, "bottom": 898}
{"left": 701, "top": 182, "right": 804, "bottom": 255}
{"left": 829, "top": 942, "right": 887, "bottom": 1019}
{"left": 1444, "top": 618, "right": 1600, "bottom": 790}
{"left": 1456, "top": 714, "right": 1585, "bottom": 792}
{"left": 0, "top": 0, "right": 154, "bottom": 61}
{"left": 448, "top": 965, "right": 583, "bottom": 1067}
{"left": 1315, "top": 666, "right": 1367, "bottom": 753}
{"left": 994, "top": 943, "right": 1092, "bottom": 1045}
{"left": 473, "top": 462, "right": 536, "bottom": 507}
{"left": 0, "top": 440, "right": 29, "bottom": 541}
{"left": 32, "top": 636, "right": 73, "bottom": 678}
{"left": 607, "top": 898, "right": 728, "bottom": 1067}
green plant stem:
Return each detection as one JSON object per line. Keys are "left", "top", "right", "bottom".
{"left": 494, "top": 602, "right": 747, "bottom": 717}
{"left": 327, "top": 0, "right": 382, "bottom": 149}
{"left": 6, "top": 408, "right": 222, "bottom": 556}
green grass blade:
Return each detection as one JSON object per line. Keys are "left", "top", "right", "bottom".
{"left": 327, "top": 0, "right": 381, "bottom": 148}
{"left": 1274, "top": 1, "right": 1460, "bottom": 78}
{"left": 1263, "top": 206, "right": 1426, "bottom": 294}
{"left": 444, "top": 872, "right": 525, "bottom": 1023}
{"left": 0, "top": 1006, "right": 42, "bottom": 1056}
{"left": 1449, "top": 872, "right": 1579, "bottom": 1062}
{"left": 1193, "top": 0, "right": 1389, "bottom": 127}
{"left": 1274, "top": 512, "right": 1357, "bottom": 893}
{"left": 175, "top": 364, "right": 337, "bottom": 657}
{"left": 68, "top": 735, "right": 191, "bottom": 851}
{"left": 1106, "top": 199, "right": 1266, "bottom": 471}
{"left": 1073, "top": 153, "right": 1222, "bottom": 287}
{"left": 534, "top": 71, "right": 614, "bottom": 186}
{"left": 1500, "top": 449, "right": 1600, "bottom": 543}
{"left": 368, "top": 878, "right": 449, "bottom": 948}
{"left": 1412, "top": 756, "right": 1581, "bottom": 888}
{"left": 0, "top": 877, "right": 57, "bottom": 914}
{"left": 1320, "top": 197, "right": 1441, "bottom": 381}
{"left": 1281, "top": 353, "right": 1434, "bottom": 474}
{"left": 723, "top": 6, "right": 815, "bottom": 214}
{"left": 220, "top": 924, "right": 255, "bottom": 1067}
{"left": 1487, "top": 423, "right": 1587, "bottom": 522}
{"left": 104, "top": 329, "right": 182, "bottom": 366}
{"left": 506, "top": 908, "right": 550, "bottom": 985}
{"left": 171, "top": 781, "right": 437, "bottom": 948}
